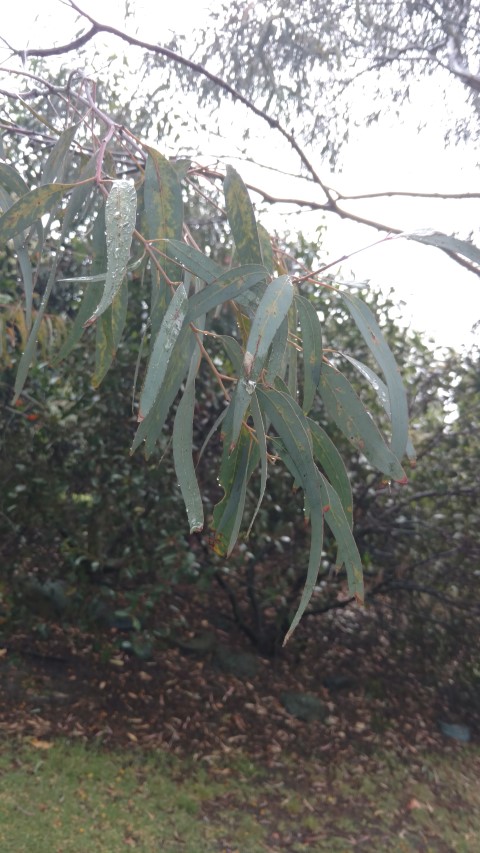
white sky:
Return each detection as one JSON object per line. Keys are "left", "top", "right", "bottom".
{"left": 2, "top": 0, "right": 480, "bottom": 349}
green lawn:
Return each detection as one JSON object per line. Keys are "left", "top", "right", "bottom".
{"left": 0, "top": 739, "right": 479, "bottom": 851}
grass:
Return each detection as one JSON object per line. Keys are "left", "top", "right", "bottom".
{"left": 0, "top": 738, "right": 479, "bottom": 851}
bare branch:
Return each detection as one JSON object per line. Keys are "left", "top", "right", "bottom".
{"left": 16, "top": 0, "right": 334, "bottom": 205}
{"left": 6, "top": 6, "right": 480, "bottom": 279}
{"left": 15, "top": 25, "right": 99, "bottom": 58}
{"left": 337, "top": 190, "right": 480, "bottom": 201}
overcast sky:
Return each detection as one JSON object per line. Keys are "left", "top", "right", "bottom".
{"left": 2, "top": 0, "right": 479, "bottom": 349}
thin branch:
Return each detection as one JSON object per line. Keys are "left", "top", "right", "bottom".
{"left": 7, "top": 10, "right": 480, "bottom": 279}
{"left": 15, "top": 25, "right": 99, "bottom": 58}
{"left": 337, "top": 190, "right": 480, "bottom": 201}
{"left": 17, "top": 0, "right": 334, "bottom": 205}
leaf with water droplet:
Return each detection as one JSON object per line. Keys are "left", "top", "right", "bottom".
{"left": 138, "top": 283, "right": 188, "bottom": 421}
{"left": 84, "top": 180, "right": 137, "bottom": 326}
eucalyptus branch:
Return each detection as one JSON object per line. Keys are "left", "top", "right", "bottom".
{"left": 336, "top": 189, "right": 480, "bottom": 201}
{"left": 5, "top": 12, "right": 480, "bottom": 278}
{"left": 16, "top": 0, "right": 335, "bottom": 205}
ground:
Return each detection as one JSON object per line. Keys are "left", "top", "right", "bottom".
{"left": 1, "top": 584, "right": 479, "bottom": 851}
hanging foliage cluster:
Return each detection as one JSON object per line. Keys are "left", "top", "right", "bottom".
{"left": 0, "top": 106, "right": 421, "bottom": 640}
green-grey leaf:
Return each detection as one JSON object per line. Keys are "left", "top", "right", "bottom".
{"left": 145, "top": 147, "right": 183, "bottom": 336}
{"left": 226, "top": 377, "right": 255, "bottom": 450}
{"left": 218, "top": 335, "right": 244, "bottom": 374}
{"left": 341, "top": 353, "right": 416, "bottom": 462}
{"left": 0, "top": 163, "right": 29, "bottom": 198}
{"left": 93, "top": 277, "right": 129, "bottom": 387}
{"left": 144, "top": 147, "right": 183, "bottom": 246}
{"left": 296, "top": 294, "right": 322, "bottom": 414}
{"left": 16, "top": 245, "right": 34, "bottom": 331}
{"left": 186, "top": 264, "right": 268, "bottom": 321}
{"left": 166, "top": 239, "right": 222, "bottom": 283}
{"left": 341, "top": 292, "right": 409, "bottom": 460}
{"left": 320, "top": 361, "right": 407, "bottom": 482}
{"left": 56, "top": 205, "right": 107, "bottom": 362}
{"left": 212, "top": 426, "right": 254, "bottom": 556}
{"left": 256, "top": 385, "right": 325, "bottom": 641}
{"left": 13, "top": 257, "right": 59, "bottom": 402}
{"left": 42, "top": 124, "right": 79, "bottom": 186}
{"left": 308, "top": 418, "right": 353, "bottom": 527}
{"left": 258, "top": 223, "right": 275, "bottom": 275}
{"left": 173, "top": 345, "right": 204, "bottom": 534}
{"left": 317, "top": 471, "right": 363, "bottom": 600}
{"left": 405, "top": 230, "right": 480, "bottom": 267}
{"left": 132, "top": 324, "right": 196, "bottom": 456}
{"left": 264, "top": 316, "right": 288, "bottom": 385}
{"left": 0, "top": 183, "right": 74, "bottom": 243}
{"left": 244, "top": 274, "right": 294, "bottom": 381}
{"left": 84, "top": 180, "right": 137, "bottom": 326}
{"left": 61, "top": 153, "right": 97, "bottom": 239}
{"left": 224, "top": 165, "right": 262, "bottom": 265}
{"left": 247, "top": 393, "right": 268, "bottom": 537}
{"left": 139, "top": 282, "right": 188, "bottom": 421}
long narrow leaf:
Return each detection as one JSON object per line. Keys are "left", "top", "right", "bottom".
{"left": 317, "top": 471, "right": 364, "bottom": 600}
{"left": 341, "top": 292, "right": 409, "bottom": 460}
{"left": 166, "top": 239, "right": 222, "bottom": 283}
{"left": 308, "top": 418, "right": 353, "bottom": 527}
{"left": 56, "top": 205, "right": 107, "bottom": 362}
{"left": 173, "top": 339, "right": 204, "bottom": 534}
{"left": 131, "top": 325, "right": 196, "bottom": 456}
{"left": 92, "top": 277, "right": 129, "bottom": 387}
{"left": 224, "top": 165, "right": 263, "bottom": 265}
{"left": 0, "top": 183, "right": 74, "bottom": 243}
{"left": 320, "top": 361, "right": 407, "bottom": 482}
{"left": 264, "top": 317, "right": 288, "bottom": 385}
{"left": 186, "top": 264, "right": 268, "bottom": 321}
{"left": 405, "top": 229, "right": 480, "bottom": 267}
{"left": 85, "top": 180, "right": 137, "bottom": 326}
{"left": 42, "top": 124, "right": 79, "bottom": 185}
{"left": 212, "top": 426, "right": 255, "bottom": 556}
{"left": 138, "top": 283, "right": 188, "bottom": 421}
{"left": 258, "top": 222, "right": 275, "bottom": 275}
{"left": 247, "top": 393, "right": 268, "bottom": 536}
{"left": 244, "top": 275, "right": 294, "bottom": 381}
{"left": 296, "top": 294, "right": 322, "bottom": 414}
{"left": 341, "top": 353, "right": 416, "bottom": 462}
{"left": 0, "top": 163, "right": 30, "bottom": 198}
{"left": 145, "top": 148, "right": 183, "bottom": 334}
{"left": 256, "top": 386, "right": 325, "bottom": 642}
{"left": 13, "top": 256, "right": 59, "bottom": 402}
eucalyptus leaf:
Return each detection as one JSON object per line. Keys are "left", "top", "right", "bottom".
{"left": 186, "top": 264, "right": 269, "bottom": 321}
{"left": 0, "top": 183, "right": 74, "bottom": 243}
{"left": 138, "top": 283, "right": 188, "bottom": 421}
{"left": 224, "top": 165, "right": 263, "bottom": 265}
{"left": 341, "top": 292, "right": 409, "bottom": 460}
{"left": 173, "top": 337, "right": 204, "bottom": 534}
{"left": 42, "top": 123, "right": 79, "bottom": 185}
{"left": 296, "top": 294, "right": 323, "bottom": 414}
{"left": 85, "top": 180, "right": 137, "bottom": 326}
{"left": 320, "top": 361, "right": 407, "bottom": 482}
{"left": 243, "top": 274, "right": 294, "bottom": 381}
{"left": 256, "top": 385, "right": 326, "bottom": 642}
